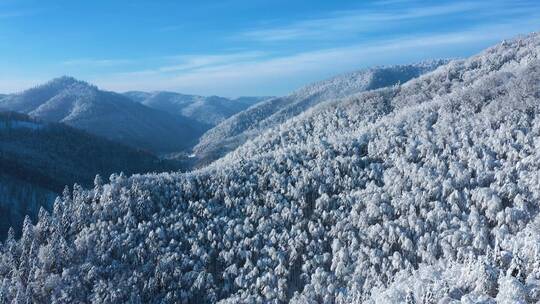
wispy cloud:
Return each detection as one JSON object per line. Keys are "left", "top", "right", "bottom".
{"left": 166, "top": 27, "right": 526, "bottom": 86}
{"left": 104, "top": 51, "right": 269, "bottom": 79}
{"left": 159, "top": 51, "right": 267, "bottom": 72}
{"left": 239, "top": 2, "right": 480, "bottom": 42}
{"left": 95, "top": 18, "right": 540, "bottom": 96}
{"left": 8, "top": 0, "right": 538, "bottom": 97}
{"left": 61, "top": 58, "right": 134, "bottom": 67}
{"left": 238, "top": 0, "right": 535, "bottom": 42}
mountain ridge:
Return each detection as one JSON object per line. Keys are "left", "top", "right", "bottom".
{"left": 0, "top": 77, "right": 205, "bottom": 153}
{"left": 1, "top": 32, "right": 538, "bottom": 303}
{"left": 124, "top": 90, "right": 270, "bottom": 126}
{"left": 0, "top": 111, "right": 184, "bottom": 239}
{"left": 194, "top": 60, "right": 448, "bottom": 166}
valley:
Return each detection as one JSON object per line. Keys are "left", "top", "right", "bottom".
{"left": 1, "top": 32, "right": 539, "bottom": 303}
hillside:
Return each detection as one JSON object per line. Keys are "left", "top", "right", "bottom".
{"left": 0, "top": 77, "right": 205, "bottom": 153}
{"left": 194, "top": 60, "right": 448, "bottom": 165}
{"left": 124, "top": 91, "right": 268, "bottom": 126}
{"left": 0, "top": 33, "right": 539, "bottom": 303}
{"left": 0, "top": 112, "right": 183, "bottom": 239}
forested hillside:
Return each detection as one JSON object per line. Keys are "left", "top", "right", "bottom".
{"left": 0, "top": 33, "right": 539, "bottom": 303}
{"left": 194, "top": 60, "right": 447, "bottom": 166}
{"left": 0, "top": 112, "right": 182, "bottom": 239}
{"left": 124, "top": 91, "right": 268, "bottom": 126}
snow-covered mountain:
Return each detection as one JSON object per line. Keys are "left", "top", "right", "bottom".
{"left": 194, "top": 60, "right": 448, "bottom": 165}
{"left": 1, "top": 33, "right": 539, "bottom": 303}
{"left": 0, "top": 77, "right": 206, "bottom": 153}
{"left": 0, "top": 111, "right": 183, "bottom": 240}
{"left": 124, "top": 91, "right": 269, "bottom": 126}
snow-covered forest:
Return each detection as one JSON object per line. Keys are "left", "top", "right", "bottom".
{"left": 124, "top": 91, "right": 268, "bottom": 126}
{"left": 194, "top": 61, "right": 447, "bottom": 166}
{"left": 0, "top": 32, "right": 539, "bottom": 303}
{"left": 0, "top": 112, "right": 183, "bottom": 240}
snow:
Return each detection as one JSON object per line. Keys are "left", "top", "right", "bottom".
{"left": 124, "top": 91, "right": 268, "bottom": 126}
{"left": 194, "top": 60, "right": 448, "bottom": 165}
{"left": 0, "top": 78, "right": 206, "bottom": 153}
{"left": 0, "top": 32, "right": 539, "bottom": 303}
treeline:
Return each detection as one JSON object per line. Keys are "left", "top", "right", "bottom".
{"left": 0, "top": 112, "right": 184, "bottom": 238}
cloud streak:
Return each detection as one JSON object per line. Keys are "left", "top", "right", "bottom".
{"left": 239, "top": 2, "right": 476, "bottom": 42}
{"left": 159, "top": 51, "right": 267, "bottom": 72}
{"left": 95, "top": 18, "right": 540, "bottom": 96}
{"left": 62, "top": 58, "right": 134, "bottom": 67}
{"left": 5, "top": 0, "right": 539, "bottom": 97}
{"left": 238, "top": 0, "right": 535, "bottom": 42}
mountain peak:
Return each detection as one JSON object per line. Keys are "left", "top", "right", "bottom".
{"left": 46, "top": 76, "right": 93, "bottom": 89}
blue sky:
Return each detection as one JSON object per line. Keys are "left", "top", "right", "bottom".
{"left": 0, "top": 0, "right": 539, "bottom": 96}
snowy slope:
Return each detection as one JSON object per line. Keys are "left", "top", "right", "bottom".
{"left": 0, "top": 111, "right": 184, "bottom": 240}
{"left": 0, "top": 77, "right": 205, "bottom": 153}
{"left": 194, "top": 60, "right": 447, "bottom": 165}
{"left": 1, "top": 33, "right": 540, "bottom": 303}
{"left": 124, "top": 91, "right": 268, "bottom": 126}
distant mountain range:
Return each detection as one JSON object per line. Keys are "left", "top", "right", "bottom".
{"left": 0, "top": 111, "right": 183, "bottom": 239}
{"left": 124, "top": 91, "right": 269, "bottom": 126}
{"left": 0, "top": 79, "right": 270, "bottom": 237}
{"left": 193, "top": 60, "right": 448, "bottom": 165}
{"left": 0, "top": 77, "right": 266, "bottom": 153}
